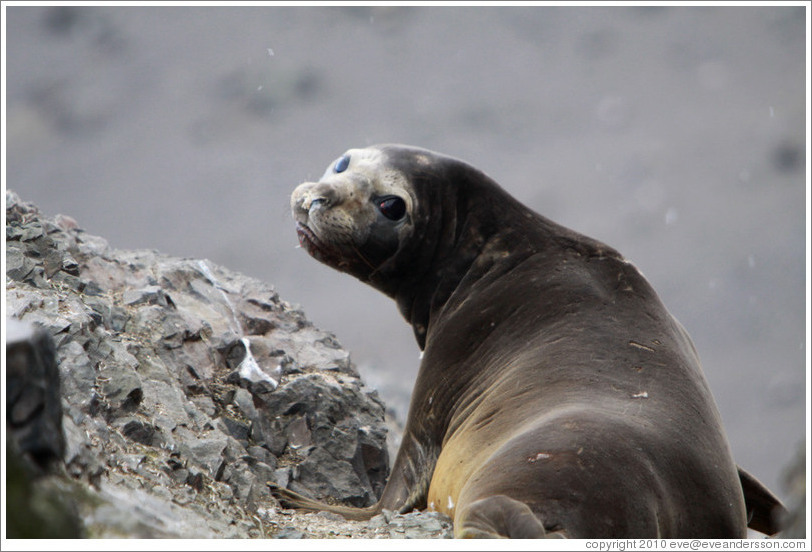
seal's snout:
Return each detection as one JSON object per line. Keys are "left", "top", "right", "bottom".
{"left": 291, "top": 182, "right": 340, "bottom": 222}
{"left": 290, "top": 183, "right": 317, "bottom": 225}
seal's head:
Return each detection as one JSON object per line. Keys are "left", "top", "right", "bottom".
{"left": 291, "top": 144, "right": 595, "bottom": 347}
{"left": 291, "top": 147, "right": 417, "bottom": 283}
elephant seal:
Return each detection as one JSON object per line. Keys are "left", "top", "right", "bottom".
{"left": 274, "top": 144, "right": 785, "bottom": 538}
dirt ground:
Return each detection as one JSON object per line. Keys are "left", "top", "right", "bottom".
{"left": 5, "top": 5, "right": 807, "bottom": 503}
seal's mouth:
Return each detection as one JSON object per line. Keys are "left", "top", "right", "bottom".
{"left": 296, "top": 222, "right": 322, "bottom": 256}
{"left": 296, "top": 222, "right": 343, "bottom": 268}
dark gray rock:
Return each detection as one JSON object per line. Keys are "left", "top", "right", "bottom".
{"left": 215, "top": 415, "right": 251, "bottom": 442}
{"left": 295, "top": 446, "right": 371, "bottom": 507}
{"left": 99, "top": 362, "right": 143, "bottom": 415}
{"left": 379, "top": 510, "right": 454, "bottom": 539}
{"left": 275, "top": 527, "right": 305, "bottom": 539}
{"left": 253, "top": 372, "right": 389, "bottom": 502}
{"left": 4, "top": 190, "right": 400, "bottom": 538}
{"left": 122, "top": 285, "right": 173, "bottom": 307}
{"left": 57, "top": 340, "right": 98, "bottom": 412}
{"left": 5, "top": 437, "right": 84, "bottom": 538}
{"left": 84, "top": 296, "right": 129, "bottom": 331}
{"left": 5, "top": 318, "right": 65, "bottom": 471}
{"left": 118, "top": 418, "right": 160, "bottom": 447}
{"left": 6, "top": 243, "right": 35, "bottom": 281}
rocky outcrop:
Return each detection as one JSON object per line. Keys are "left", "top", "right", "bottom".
{"left": 5, "top": 191, "right": 451, "bottom": 539}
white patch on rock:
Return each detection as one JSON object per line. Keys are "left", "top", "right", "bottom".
{"left": 238, "top": 337, "right": 278, "bottom": 391}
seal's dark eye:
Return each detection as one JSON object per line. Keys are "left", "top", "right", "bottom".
{"left": 334, "top": 155, "right": 350, "bottom": 173}
{"left": 378, "top": 196, "right": 406, "bottom": 221}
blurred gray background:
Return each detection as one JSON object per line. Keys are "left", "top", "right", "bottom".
{"left": 5, "top": 6, "right": 807, "bottom": 501}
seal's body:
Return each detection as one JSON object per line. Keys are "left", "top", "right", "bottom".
{"left": 276, "top": 145, "right": 784, "bottom": 538}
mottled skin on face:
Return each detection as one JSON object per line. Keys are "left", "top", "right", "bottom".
{"left": 279, "top": 144, "right": 785, "bottom": 538}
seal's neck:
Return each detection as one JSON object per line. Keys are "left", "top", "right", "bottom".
{"left": 393, "top": 170, "right": 621, "bottom": 350}
{"left": 391, "top": 168, "right": 559, "bottom": 349}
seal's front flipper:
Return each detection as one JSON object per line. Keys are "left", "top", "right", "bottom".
{"left": 457, "top": 495, "right": 561, "bottom": 539}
